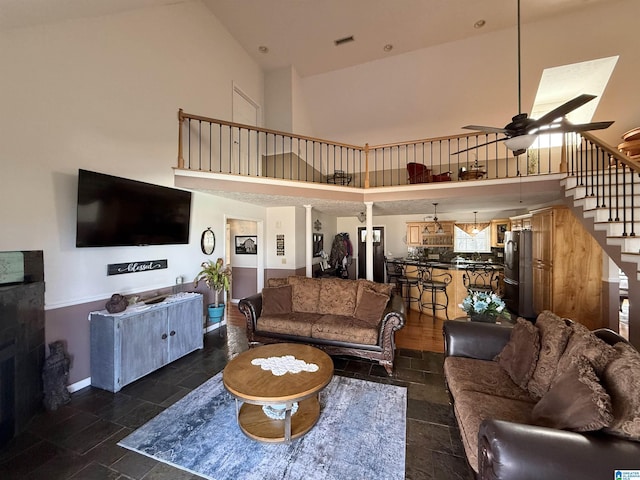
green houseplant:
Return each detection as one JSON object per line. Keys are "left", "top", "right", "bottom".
{"left": 194, "top": 258, "right": 232, "bottom": 322}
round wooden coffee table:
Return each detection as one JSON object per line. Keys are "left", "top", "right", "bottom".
{"left": 223, "top": 343, "right": 334, "bottom": 443}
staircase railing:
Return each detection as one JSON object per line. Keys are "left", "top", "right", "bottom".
{"left": 567, "top": 131, "right": 638, "bottom": 238}
{"left": 177, "top": 109, "right": 568, "bottom": 187}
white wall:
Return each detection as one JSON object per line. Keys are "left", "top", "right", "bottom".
{"left": 301, "top": 0, "right": 640, "bottom": 148}
{"left": 0, "top": 1, "right": 266, "bottom": 308}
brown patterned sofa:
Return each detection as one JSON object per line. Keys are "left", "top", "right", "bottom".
{"left": 238, "top": 276, "right": 405, "bottom": 374}
{"left": 443, "top": 311, "right": 640, "bottom": 479}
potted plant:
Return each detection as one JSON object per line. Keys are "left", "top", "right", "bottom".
{"left": 194, "top": 258, "right": 232, "bottom": 323}
{"left": 459, "top": 291, "right": 510, "bottom": 323}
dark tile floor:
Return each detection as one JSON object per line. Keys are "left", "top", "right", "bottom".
{"left": 0, "top": 326, "right": 473, "bottom": 480}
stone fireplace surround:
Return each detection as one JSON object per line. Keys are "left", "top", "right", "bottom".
{"left": 0, "top": 251, "right": 45, "bottom": 448}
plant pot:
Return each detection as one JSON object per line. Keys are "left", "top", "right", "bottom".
{"left": 207, "top": 304, "right": 225, "bottom": 323}
{"left": 470, "top": 313, "right": 497, "bottom": 323}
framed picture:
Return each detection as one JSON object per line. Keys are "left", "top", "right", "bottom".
{"left": 235, "top": 235, "right": 257, "bottom": 255}
{"left": 312, "top": 233, "right": 323, "bottom": 257}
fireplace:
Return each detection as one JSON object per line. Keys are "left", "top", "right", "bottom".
{"left": 0, "top": 251, "right": 45, "bottom": 448}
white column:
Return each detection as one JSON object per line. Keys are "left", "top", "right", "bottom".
{"left": 304, "top": 205, "right": 313, "bottom": 277}
{"left": 365, "top": 201, "right": 374, "bottom": 281}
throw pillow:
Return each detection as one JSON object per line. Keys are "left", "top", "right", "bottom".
{"left": 495, "top": 317, "right": 540, "bottom": 389}
{"left": 555, "top": 322, "right": 617, "bottom": 379}
{"left": 354, "top": 288, "right": 389, "bottom": 325}
{"left": 527, "top": 311, "right": 572, "bottom": 399}
{"left": 261, "top": 285, "right": 292, "bottom": 316}
{"left": 531, "top": 355, "right": 613, "bottom": 432}
{"left": 356, "top": 279, "right": 393, "bottom": 304}
{"left": 602, "top": 342, "right": 640, "bottom": 441}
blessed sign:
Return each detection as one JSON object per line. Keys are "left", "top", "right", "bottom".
{"left": 107, "top": 259, "right": 168, "bottom": 276}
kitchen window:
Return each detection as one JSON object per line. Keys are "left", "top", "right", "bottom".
{"left": 454, "top": 226, "right": 492, "bottom": 253}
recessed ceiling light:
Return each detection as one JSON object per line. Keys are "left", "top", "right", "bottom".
{"left": 258, "top": 45, "right": 269, "bottom": 53}
{"left": 383, "top": 44, "right": 393, "bottom": 52}
{"left": 474, "top": 19, "right": 486, "bottom": 29}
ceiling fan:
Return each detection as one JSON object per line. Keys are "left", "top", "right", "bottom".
{"left": 454, "top": 0, "right": 614, "bottom": 156}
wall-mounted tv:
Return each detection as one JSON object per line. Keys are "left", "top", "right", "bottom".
{"left": 76, "top": 169, "right": 192, "bottom": 247}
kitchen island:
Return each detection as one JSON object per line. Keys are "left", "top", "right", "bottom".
{"left": 387, "top": 259, "right": 504, "bottom": 319}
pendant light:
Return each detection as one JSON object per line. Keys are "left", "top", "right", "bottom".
{"left": 433, "top": 203, "right": 444, "bottom": 234}
{"left": 472, "top": 211, "right": 480, "bottom": 235}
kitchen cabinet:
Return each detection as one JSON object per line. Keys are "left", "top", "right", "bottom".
{"left": 509, "top": 214, "right": 532, "bottom": 231}
{"left": 530, "top": 206, "right": 604, "bottom": 330}
{"left": 90, "top": 293, "right": 203, "bottom": 392}
{"left": 491, "top": 219, "right": 510, "bottom": 247}
{"left": 406, "top": 221, "right": 454, "bottom": 247}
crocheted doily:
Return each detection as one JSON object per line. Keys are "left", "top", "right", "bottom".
{"left": 251, "top": 355, "right": 319, "bottom": 376}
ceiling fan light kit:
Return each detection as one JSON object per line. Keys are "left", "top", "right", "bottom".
{"left": 455, "top": 0, "right": 613, "bottom": 157}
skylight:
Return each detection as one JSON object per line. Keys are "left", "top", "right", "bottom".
{"left": 530, "top": 56, "right": 618, "bottom": 148}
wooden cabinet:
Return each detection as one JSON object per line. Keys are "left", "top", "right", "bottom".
{"left": 530, "top": 206, "right": 604, "bottom": 330}
{"left": 406, "top": 221, "right": 454, "bottom": 247}
{"left": 491, "top": 219, "right": 510, "bottom": 247}
{"left": 509, "top": 214, "right": 532, "bottom": 231}
{"left": 90, "top": 293, "right": 203, "bottom": 392}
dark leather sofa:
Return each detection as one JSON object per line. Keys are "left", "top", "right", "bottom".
{"left": 443, "top": 319, "right": 640, "bottom": 480}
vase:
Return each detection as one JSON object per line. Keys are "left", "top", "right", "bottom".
{"left": 470, "top": 313, "right": 497, "bottom": 323}
{"left": 208, "top": 304, "right": 225, "bottom": 323}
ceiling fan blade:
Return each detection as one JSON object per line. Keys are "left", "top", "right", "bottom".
{"left": 534, "top": 94, "right": 597, "bottom": 125}
{"left": 451, "top": 137, "right": 505, "bottom": 155}
{"left": 541, "top": 120, "right": 614, "bottom": 134}
{"left": 462, "top": 125, "right": 508, "bottom": 134}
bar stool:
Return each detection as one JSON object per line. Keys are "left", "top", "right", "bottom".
{"left": 419, "top": 266, "right": 452, "bottom": 319}
{"left": 384, "top": 257, "right": 403, "bottom": 295}
{"left": 462, "top": 264, "right": 500, "bottom": 294}
{"left": 396, "top": 262, "right": 421, "bottom": 310}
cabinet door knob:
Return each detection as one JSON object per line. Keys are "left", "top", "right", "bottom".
{"left": 170, "top": 330, "right": 176, "bottom": 336}
{"left": 161, "top": 333, "right": 168, "bottom": 340}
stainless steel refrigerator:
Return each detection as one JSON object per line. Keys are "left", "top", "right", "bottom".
{"left": 503, "top": 230, "right": 535, "bottom": 318}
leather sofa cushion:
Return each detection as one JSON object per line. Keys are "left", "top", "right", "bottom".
{"left": 527, "top": 311, "right": 572, "bottom": 399}
{"left": 444, "top": 357, "right": 534, "bottom": 403}
{"left": 495, "top": 317, "right": 540, "bottom": 389}
{"left": 311, "top": 314, "right": 378, "bottom": 345}
{"left": 532, "top": 355, "right": 613, "bottom": 432}
{"left": 602, "top": 342, "right": 640, "bottom": 441}
{"left": 257, "top": 313, "right": 320, "bottom": 337}
{"left": 288, "top": 276, "right": 321, "bottom": 313}
{"left": 318, "top": 277, "right": 358, "bottom": 317}
{"left": 453, "top": 390, "right": 534, "bottom": 473}
{"left": 354, "top": 288, "right": 389, "bottom": 325}
{"left": 261, "top": 285, "right": 292, "bottom": 315}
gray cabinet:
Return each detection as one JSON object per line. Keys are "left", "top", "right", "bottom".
{"left": 90, "top": 293, "right": 203, "bottom": 392}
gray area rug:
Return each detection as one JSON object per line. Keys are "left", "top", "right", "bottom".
{"left": 119, "top": 372, "right": 406, "bottom": 480}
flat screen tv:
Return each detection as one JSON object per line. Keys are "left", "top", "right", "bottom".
{"left": 76, "top": 169, "right": 192, "bottom": 247}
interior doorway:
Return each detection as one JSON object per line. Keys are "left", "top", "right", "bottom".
{"left": 357, "top": 226, "right": 385, "bottom": 283}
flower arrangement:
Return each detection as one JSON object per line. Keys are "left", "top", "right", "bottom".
{"left": 194, "top": 258, "right": 231, "bottom": 307}
{"left": 459, "top": 291, "right": 509, "bottom": 321}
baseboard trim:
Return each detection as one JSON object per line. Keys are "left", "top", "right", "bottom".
{"left": 68, "top": 377, "right": 92, "bottom": 393}
{"left": 204, "top": 320, "right": 226, "bottom": 334}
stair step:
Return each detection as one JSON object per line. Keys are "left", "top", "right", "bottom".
{"left": 606, "top": 236, "right": 640, "bottom": 252}
{"left": 562, "top": 170, "right": 639, "bottom": 189}
{"left": 593, "top": 221, "right": 640, "bottom": 237}
{"left": 582, "top": 206, "right": 640, "bottom": 223}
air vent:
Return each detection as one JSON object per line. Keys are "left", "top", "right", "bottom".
{"left": 334, "top": 36, "right": 354, "bottom": 46}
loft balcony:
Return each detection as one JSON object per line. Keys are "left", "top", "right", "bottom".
{"left": 172, "top": 110, "right": 630, "bottom": 216}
